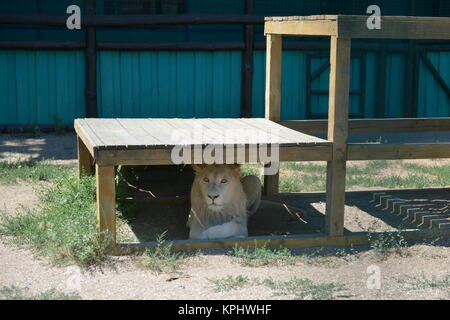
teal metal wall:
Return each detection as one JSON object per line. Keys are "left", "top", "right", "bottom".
{"left": 253, "top": 51, "right": 377, "bottom": 120}
{"left": 97, "top": 51, "right": 242, "bottom": 118}
{"left": 418, "top": 51, "right": 450, "bottom": 117}
{"left": 1, "top": 49, "right": 449, "bottom": 124}
{"left": 0, "top": 50, "right": 85, "bottom": 125}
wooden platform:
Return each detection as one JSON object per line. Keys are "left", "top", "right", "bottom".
{"left": 75, "top": 14, "right": 450, "bottom": 253}
{"left": 75, "top": 118, "right": 332, "bottom": 166}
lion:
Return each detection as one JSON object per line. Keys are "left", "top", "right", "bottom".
{"left": 187, "top": 164, "right": 261, "bottom": 240}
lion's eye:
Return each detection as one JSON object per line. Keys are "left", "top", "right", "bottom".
{"left": 221, "top": 179, "right": 228, "bottom": 184}
{"left": 203, "top": 177, "right": 209, "bottom": 183}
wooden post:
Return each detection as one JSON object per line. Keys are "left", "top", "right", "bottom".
{"left": 325, "top": 36, "right": 351, "bottom": 237}
{"left": 96, "top": 164, "right": 116, "bottom": 248}
{"left": 77, "top": 137, "right": 93, "bottom": 180}
{"left": 85, "top": 0, "right": 98, "bottom": 117}
{"left": 264, "top": 34, "right": 282, "bottom": 196}
{"left": 240, "top": 0, "right": 254, "bottom": 118}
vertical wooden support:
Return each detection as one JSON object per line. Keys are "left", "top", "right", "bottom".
{"left": 264, "top": 34, "right": 282, "bottom": 196}
{"left": 77, "top": 137, "right": 93, "bottom": 180}
{"left": 325, "top": 37, "right": 351, "bottom": 237}
{"left": 96, "top": 164, "right": 116, "bottom": 248}
{"left": 85, "top": 0, "right": 98, "bottom": 117}
{"left": 240, "top": 0, "right": 254, "bottom": 118}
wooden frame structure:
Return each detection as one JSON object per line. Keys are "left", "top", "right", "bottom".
{"left": 75, "top": 15, "right": 450, "bottom": 253}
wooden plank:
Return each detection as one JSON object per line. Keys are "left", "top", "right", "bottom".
{"left": 95, "top": 145, "right": 333, "bottom": 166}
{"left": 265, "top": 35, "right": 282, "bottom": 121}
{"left": 347, "top": 143, "right": 450, "bottom": 160}
{"left": 337, "top": 16, "right": 450, "bottom": 40}
{"left": 117, "top": 118, "right": 161, "bottom": 146}
{"left": 264, "top": 20, "right": 336, "bottom": 36}
{"left": 265, "top": 15, "right": 450, "bottom": 40}
{"left": 325, "top": 37, "right": 351, "bottom": 237}
{"left": 77, "top": 136, "right": 93, "bottom": 180}
{"left": 113, "top": 229, "right": 450, "bottom": 253}
{"left": 264, "top": 34, "right": 283, "bottom": 196}
{"left": 252, "top": 118, "right": 328, "bottom": 145}
{"left": 278, "top": 118, "right": 450, "bottom": 135}
{"left": 96, "top": 165, "right": 116, "bottom": 249}
{"left": 74, "top": 119, "right": 103, "bottom": 156}
{"left": 86, "top": 118, "right": 142, "bottom": 147}
{"left": 149, "top": 118, "right": 199, "bottom": 145}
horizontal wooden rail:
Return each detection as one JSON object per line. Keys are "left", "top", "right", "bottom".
{"left": 113, "top": 229, "right": 450, "bottom": 253}
{"left": 279, "top": 118, "right": 450, "bottom": 135}
{"left": 0, "top": 14, "right": 265, "bottom": 27}
{"left": 347, "top": 143, "right": 450, "bottom": 160}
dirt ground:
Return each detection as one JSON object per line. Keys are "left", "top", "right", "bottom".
{"left": 0, "top": 133, "right": 449, "bottom": 300}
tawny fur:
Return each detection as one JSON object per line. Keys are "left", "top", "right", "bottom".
{"left": 188, "top": 164, "right": 261, "bottom": 240}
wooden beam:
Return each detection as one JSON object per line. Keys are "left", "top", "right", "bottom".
{"left": 347, "top": 143, "right": 450, "bottom": 160}
{"left": 336, "top": 16, "right": 450, "bottom": 40}
{"left": 96, "top": 164, "right": 116, "bottom": 249}
{"left": 77, "top": 136, "right": 94, "bottom": 181}
{"left": 325, "top": 37, "right": 351, "bottom": 237}
{"left": 264, "top": 19, "right": 336, "bottom": 36}
{"left": 264, "top": 34, "right": 282, "bottom": 196}
{"left": 95, "top": 145, "right": 333, "bottom": 166}
{"left": 113, "top": 229, "right": 450, "bottom": 253}
{"left": 278, "top": 118, "right": 450, "bottom": 135}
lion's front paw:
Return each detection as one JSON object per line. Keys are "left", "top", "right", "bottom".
{"left": 197, "top": 231, "right": 209, "bottom": 240}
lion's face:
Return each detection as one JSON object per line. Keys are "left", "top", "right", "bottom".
{"left": 192, "top": 164, "right": 242, "bottom": 210}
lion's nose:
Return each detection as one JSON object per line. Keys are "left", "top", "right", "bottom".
{"left": 208, "top": 194, "right": 219, "bottom": 201}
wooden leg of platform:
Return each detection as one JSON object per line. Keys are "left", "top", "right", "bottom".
{"left": 263, "top": 33, "right": 282, "bottom": 196}
{"left": 263, "top": 166, "right": 279, "bottom": 196}
{"left": 77, "top": 136, "right": 93, "bottom": 181}
{"left": 325, "top": 37, "right": 351, "bottom": 237}
{"left": 96, "top": 164, "right": 116, "bottom": 249}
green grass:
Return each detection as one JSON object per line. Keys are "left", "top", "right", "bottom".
{"left": 208, "top": 275, "right": 250, "bottom": 292}
{"left": 278, "top": 160, "right": 450, "bottom": 192}
{"left": 368, "top": 229, "right": 408, "bottom": 258}
{"left": 229, "top": 244, "right": 296, "bottom": 267}
{"left": 208, "top": 275, "right": 346, "bottom": 299}
{"left": 143, "top": 232, "right": 187, "bottom": 274}
{"left": 0, "top": 161, "right": 73, "bottom": 185}
{"left": 0, "top": 285, "right": 81, "bottom": 300}
{"left": 257, "top": 277, "right": 346, "bottom": 300}
{"left": 398, "top": 274, "right": 450, "bottom": 291}
{"left": 0, "top": 175, "right": 110, "bottom": 266}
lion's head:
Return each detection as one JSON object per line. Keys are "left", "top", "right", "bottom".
{"left": 191, "top": 164, "right": 243, "bottom": 211}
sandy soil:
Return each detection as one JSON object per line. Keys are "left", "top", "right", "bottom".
{"left": 0, "top": 134, "right": 449, "bottom": 300}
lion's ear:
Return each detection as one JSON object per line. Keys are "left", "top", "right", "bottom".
{"left": 229, "top": 164, "right": 241, "bottom": 173}
{"left": 192, "top": 164, "right": 206, "bottom": 174}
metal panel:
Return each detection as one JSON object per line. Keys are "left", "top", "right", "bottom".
{"left": 97, "top": 50, "right": 242, "bottom": 118}
{"left": 418, "top": 51, "right": 450, "bottom": 117}
{"left": 0, "top": 50, "right": 85, "bottom": 125}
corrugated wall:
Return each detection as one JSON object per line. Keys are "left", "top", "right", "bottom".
{"left": 0, "top": 50, "right": 85, "bottom": 125}
{"left": 97, "top": 51, "right": 242, "bottom": 118}
{"left": 0, "top": 49, "right": 449, "bottom": 124}
{"left": 252, "top": 51, "right": 378, "bottom": 120}
{"left": 418, "top": 51, "right": 450, "bottom": 117}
